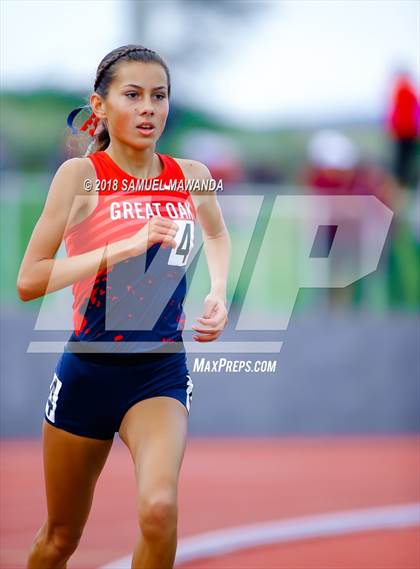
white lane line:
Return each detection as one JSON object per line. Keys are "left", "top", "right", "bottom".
{"left": 99, "top": 502, "right": 420, "bottom": 568}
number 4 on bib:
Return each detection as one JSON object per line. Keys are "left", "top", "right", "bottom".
{"left": 168, "top": 220, "right": 194, "bottom": 267}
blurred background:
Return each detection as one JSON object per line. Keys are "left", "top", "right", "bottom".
{"left": 1, "top": 1, "right": 419, "bottom": 568}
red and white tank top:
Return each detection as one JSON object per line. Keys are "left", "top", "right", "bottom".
{"left": 63, "top": 150, "right": 196, "bottom": 345}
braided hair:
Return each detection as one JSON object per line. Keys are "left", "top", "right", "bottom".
{"left": 67, "top": 45, "right": 171, "bottom": 155}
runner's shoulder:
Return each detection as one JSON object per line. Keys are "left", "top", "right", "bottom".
{"left": 172, "top": 158, "right": 212, "bottom": 181}
{"left": 51, "top": 157, "right": 96, "bottom": 197}
{"left": 172, "top": 158, "right": 217, "bottom": 205}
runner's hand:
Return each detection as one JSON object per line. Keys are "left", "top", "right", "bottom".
{"left": 191, "top": 293, "right": 228, "bottom": 342}
{"left": 128, "top": 217, "right": 179, "bottom": 257}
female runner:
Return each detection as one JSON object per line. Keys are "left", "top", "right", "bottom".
{"left": 17, "top": 44, "right": 230, "bottom": 569}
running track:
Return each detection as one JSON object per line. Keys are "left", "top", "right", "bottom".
{"left": 1, "top": 436, "right": 419, "bottom": 568}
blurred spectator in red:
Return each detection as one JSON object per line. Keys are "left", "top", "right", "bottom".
{"left": 301, "top": 129, "right": 359, "bottom": 192}
{"left": 387, "top": 70, "right": 420, "bottom": 189}
{"left": 298, "top": 129, "right": 404, "bottom": 308}
{"left": 299, "top": 129, "right": 402, "bottom": 211}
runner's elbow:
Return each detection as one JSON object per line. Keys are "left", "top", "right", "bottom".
{"left": 16, "top": 275, "right": 42, "bottom": 302}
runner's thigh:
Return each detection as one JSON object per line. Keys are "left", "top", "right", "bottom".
{"left": 43, "top": 420, "right": 113, "bottom": 532}
{"left": 119, "top": 396, "right": 188, "bottom": 500}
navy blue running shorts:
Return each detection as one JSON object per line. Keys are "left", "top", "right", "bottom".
{"left": 44, "top": 349, "right": 194, "bottom": 440}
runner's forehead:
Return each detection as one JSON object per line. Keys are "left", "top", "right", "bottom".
{"left": 113, "top": 61, "right": 168, "bottom": 90}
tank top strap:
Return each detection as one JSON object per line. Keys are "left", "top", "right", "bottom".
{"left": 86, "top": 151, "right": 109, "bottom": 180}
{"left": 158, "top": 153, "right": 185, "bottom": 181}
{"left": 87, "top": 151, "right": 185, "bottom": 182}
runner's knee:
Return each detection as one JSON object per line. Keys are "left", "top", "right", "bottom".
{"left": 138, "top": 493, "right": 178, "bottom": 540}
{"left": 46, "top": 524, "right": 83, "bottom": 559}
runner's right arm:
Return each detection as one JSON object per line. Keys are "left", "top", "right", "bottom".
{"left": 16, "top": 158, "right": 178, "bottom": 302}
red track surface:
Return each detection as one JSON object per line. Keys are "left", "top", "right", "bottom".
{"left": 1, "top": 436, "right": 419, "bottom": 569}
{"left": 178, "top": 528, "right": 420, "bottom": 569}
